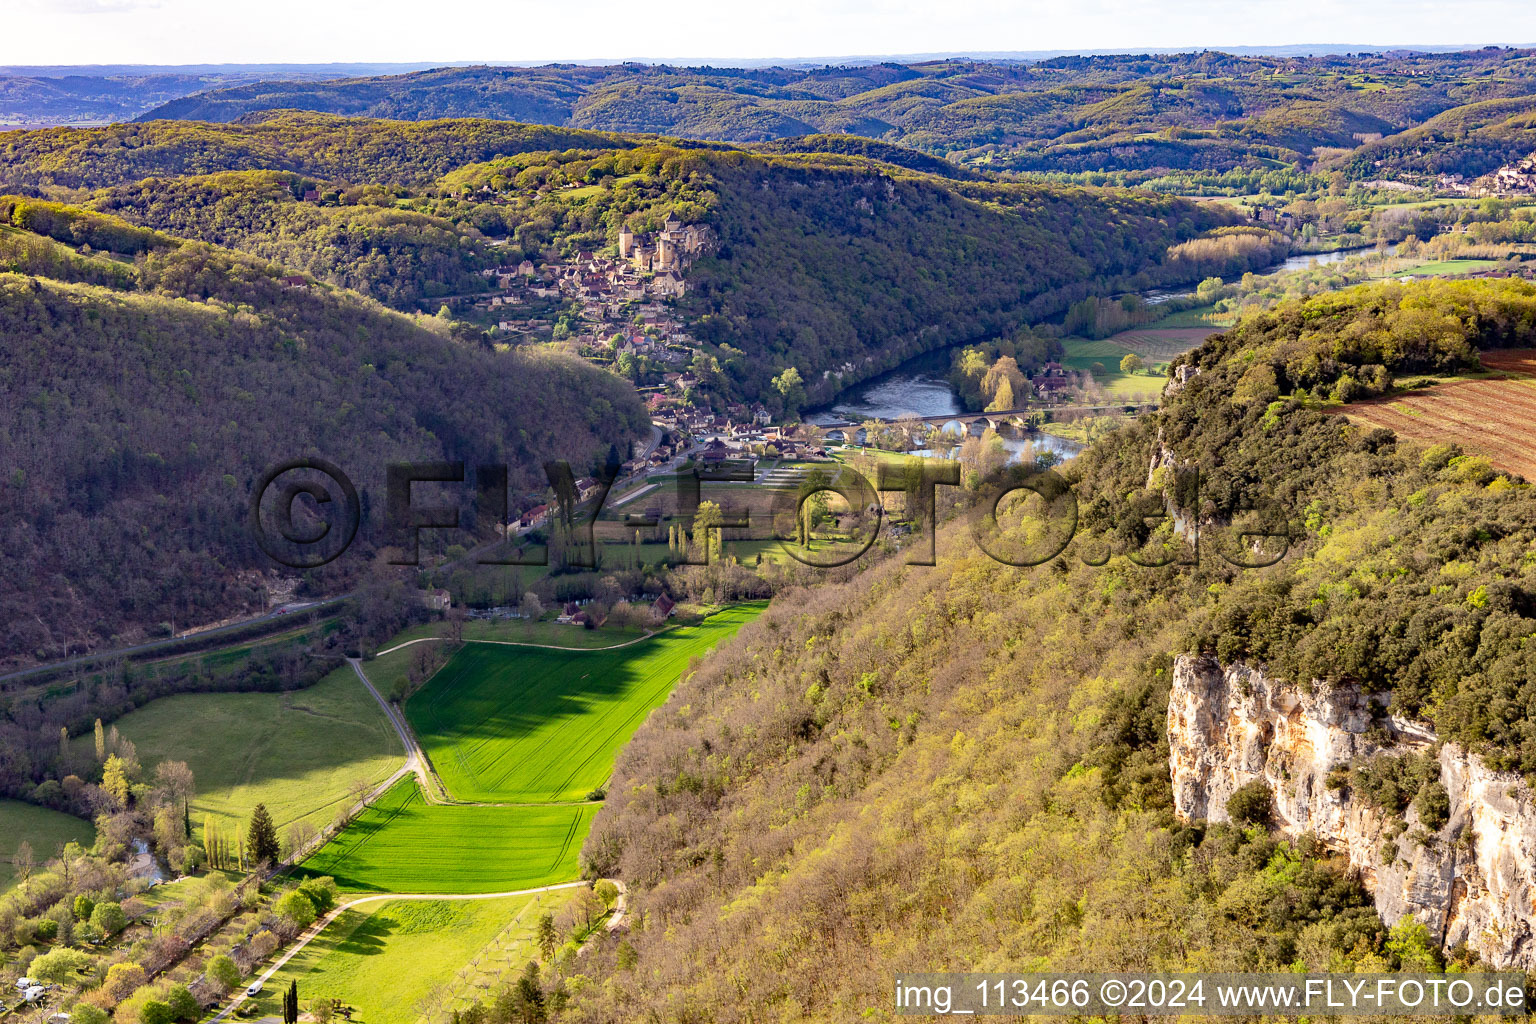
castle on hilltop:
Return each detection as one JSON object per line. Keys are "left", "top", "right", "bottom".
{"left": 618, "top": 213, "right": 710, "bottom": 273}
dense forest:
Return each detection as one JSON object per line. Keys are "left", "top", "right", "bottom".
{"left": 88, "top": 171, "right": 492, "bottom": 307}
{"left": 680, "top": 153, "right": 1234, "bottom": 404}
{"left": 1335, "top": 95, "right": 1536, "bottom": 179}
{"left": 447, "top": 141, "right": 1247, "bottom": 403}
{"left": 125, "top": 50, "right": 1536, "bottom": 180}
{"left": 0, "top": 113, "right": 637, "bottom": 191}
{"left": 0, "top": 202, "right": 646, "bottom": 666}
{"left": 0, "top": 68, "right": 383, "bottom": 126}
{"left": 0, "top": 117, "right": 1253, "bottom": 402}
{"left": 567, "top": 278, "right": 1536, "bottom": 1019}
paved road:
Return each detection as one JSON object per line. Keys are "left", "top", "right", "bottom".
{"left": 346, "top": 658, "right": 433, "bottom": 799}
{"left": 639, "top": 423, "right": 664, "bottom": 461}
{"left": 373, "top": 628, "right": 673, "bottom": 659}
{"left": 0, "top": 599, "right": 346, "bottom": 686}
{"left": 208, "top": 881, "right": 588, "bottom": 1023}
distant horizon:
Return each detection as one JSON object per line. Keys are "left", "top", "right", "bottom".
{"left": 2, "top": 43, "right": 1533, "bottom": 76}
{"left": 10, "top": 0, "right": 1536, "bottom": 67}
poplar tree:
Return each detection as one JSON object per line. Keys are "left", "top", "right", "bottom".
{"left": 536, "top": 913, "right": 558, "bottom": 962}
{"left": 203, "top": 815, "right": 218, "bottom": 869}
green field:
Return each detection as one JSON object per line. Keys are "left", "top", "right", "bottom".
{"left": 299, "top": 780, "right": 594, "bottom": 893}
{"left": 82, "top": 666, "right": 403, "bottom": 841}
{"left": 1402, "top": 258, "right": 1506, "bottom": 277}
{"left": 368, "top": 618, "right": 659, "bottom": 694}
{"left": 405, "top": 603, "right": 764, "bottom": 803}
{"left": 1144, "top": 305, "right": 1232, "bottom": 330}
{"left": 1059, "top": 338, "right": 1170, "bottom": 399}
{"left": 247, "top": 892, "right": 568, "bottom": 1024}
{"left": 0, "top": 800, "right": 95, "bottom": 891}
{"left": 368, "top": 618, "right": 666, "bottom": 702}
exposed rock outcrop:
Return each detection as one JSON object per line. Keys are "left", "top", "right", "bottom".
{"left": 1168, "top": 654, "right": 1536, "bottom": 968}
{"left": 1164, "top": 361, "right": 1202, "bottom": 396}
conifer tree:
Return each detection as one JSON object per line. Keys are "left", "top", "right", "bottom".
{"left": 248, "top": 804, "right": 280, "bottom": 865}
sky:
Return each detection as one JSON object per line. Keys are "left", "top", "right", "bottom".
{"left": 10, "top": 0, "right": 1536, "bottom": 66}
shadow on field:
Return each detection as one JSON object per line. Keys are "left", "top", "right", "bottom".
{"left": 400, "top": 606, "right": 763, "bottom": 800}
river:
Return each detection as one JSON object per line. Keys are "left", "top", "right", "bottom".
{"left": 1140, "top": 242, "right": 1400, "bottom": 304}
{"left": 807, "top": 348, "right": 1086, "bottom": 464}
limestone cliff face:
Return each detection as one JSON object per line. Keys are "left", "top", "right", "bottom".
{"left": 1168, "top": 654, "right": 1536, "bottom": 969}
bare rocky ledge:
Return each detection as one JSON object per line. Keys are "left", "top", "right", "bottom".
{"left": 1168, "top": 653, "right": 1536, "bottom": 969}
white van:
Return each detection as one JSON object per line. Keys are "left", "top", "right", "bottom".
{"left": 246, "top": 981, "right": 263, "bottom": 997}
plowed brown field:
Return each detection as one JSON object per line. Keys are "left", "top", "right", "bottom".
{"left": 1480, "top": 348, "right": 1536, "bottom": 375}
{"left": 1336, "top": 350, "right": 1536, "bottom": 480}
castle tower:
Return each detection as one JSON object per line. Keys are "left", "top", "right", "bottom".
{"left": 656, "top": 235, "right": 675, "bottom": 269}
{"left": 618, "top": 225, "right": 634, "bottom": 258}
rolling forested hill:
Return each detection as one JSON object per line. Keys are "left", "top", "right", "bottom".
{"left": 675, "top": 152, "right": 1232, "bottom": 403}
{"left": 1335, "top": 95, "right": 1536, "bottom": 179}
{"left": 0, "top": 116, "right": 1248, "bottom": 404}
{"left": 0, "top": 199, "right": 647, "bottom": 666}
{"left": 434, "top": 140, "right": 1240, "bottom": 402}
{"left": 0, "top": 112, "right": 637, "bottom": 191}
{"left": 570, "top": 278, "right": 1536, "bottom": 1019}
{"left": 131, "top": 50, "right": 1536, "bottom": 180}
{"left": 87, "top": 170, "right": 492, "bottom": 307}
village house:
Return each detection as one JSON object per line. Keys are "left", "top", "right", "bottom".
{"left": 1032, "top": 362, "right": 1074, "bottom": 401}
{"left": 417, "top": 588, "right": 452, "bottom": 612}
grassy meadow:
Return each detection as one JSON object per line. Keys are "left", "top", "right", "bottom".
{"left": 0, "top": 800, "right": 95, "bottom": 891}
{"left": 1058, "top": 337, "right": 1174, "bottom": 399}
{"left": 246, "top": 892, "right": 571, "bottom": 1024}
{"left": 365, "top": 618, "right": 660, "bottom": 698}
{"left": 1402, "top": 258, "right": 1506, "bottom": 276}
{"left": 298, "top": 780, "right": 594, "bottom": 893}
{"left": 79, "top": 666, "right": 403, "bottom": 842}
{"left": 405, "top": 603, "right": 765, "bottom": 803}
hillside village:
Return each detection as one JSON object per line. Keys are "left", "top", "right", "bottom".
{"left": 1483, "top": 155, "right": 1536, "bottom": 195}
{"left": 1425, "top": 154, "right": 1536, "bottom": 197}
{"left": 477, "top": 213, "right": 706, "bottom": 344}
{"left": 469, "top": 213, "right": 807, "bottom": 479}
